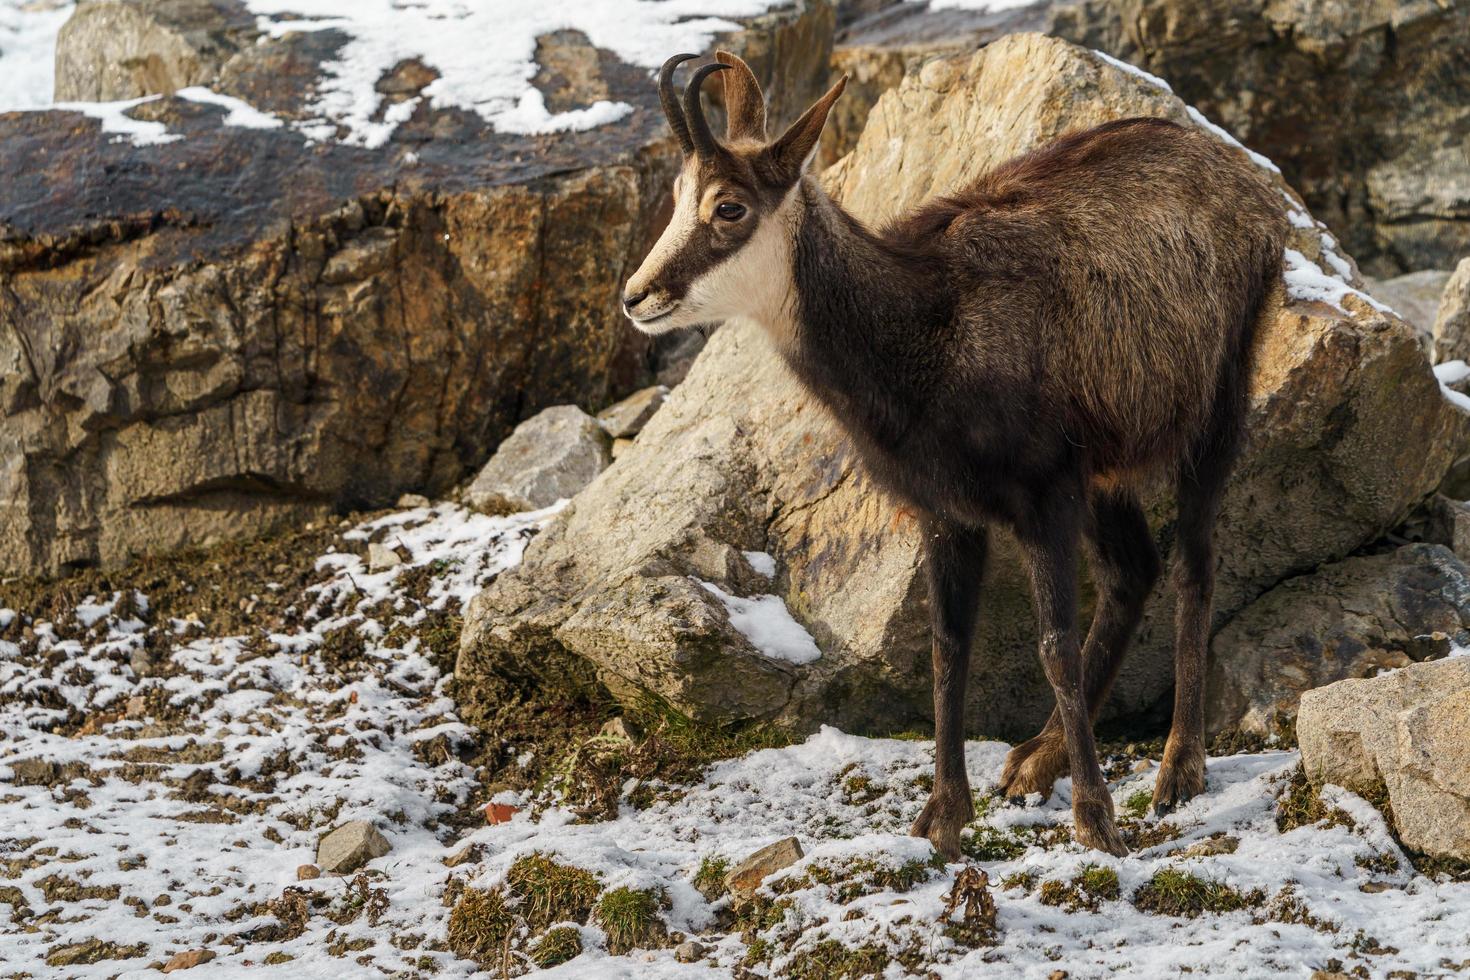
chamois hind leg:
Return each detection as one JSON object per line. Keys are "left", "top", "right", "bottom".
{"left": 1001, "top": 488, "right": 1161, "bottom": 800}
{"left": 911, "top": 518, "right": 988, "bottom": 861}
{"left": 1014, "top": 488, "right": 1128, "bottom": 856}
{"left": 1154, "top": 403, "right": 1243, "bottom": 815}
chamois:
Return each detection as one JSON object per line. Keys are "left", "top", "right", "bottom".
{"left": 623, "top": 51, "right": 1286, "bottom": 856}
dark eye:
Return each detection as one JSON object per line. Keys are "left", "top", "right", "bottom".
{"left": 715, "top": 202, "right": 746, "bottom": 221}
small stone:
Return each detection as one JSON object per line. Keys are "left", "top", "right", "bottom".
{"left": 611, "top": 437, "right": 636, "bottom": 460}
{"left": 397, "top": 493, "right": 431, "bottom": 509}
{"left": 1179, "top": 835, "right": 1239, "bottom": 858}
{"left": 367, "top": 542, "right": 404, "bottom": 571}
{"left": 1358, "top": 881, "right": 1393, "bottom": 893}
{"left": 724, "top": 837, "right": 804, "bottom": 900}
{"left": 1131, "top": 758, "right": 1152, "bottom": 773}
{"left": 125, "top": 695, "right": 148, "bottom": 718}
{"left": 674, "top": 940, "right": 706, "bottom": 963}
{"left": 315, "top": 820, "right": 391, "bottom": 875}
{"left": 443, "top": 843, "right": 481, "bottom": 868}
{"left": 600, "top": 716, "right": 641, "bottom": 742}
{"left": 296, "top": 864, "right": 320, "bottom": 881}
{"left": 597, "top": 385, "right": 667, "bottom": 439}
{"left": 465, "top": 405, "right": 611, "bottom": 513}
{"left": 1049, "top": 972, "right": 1069, "bottom": 980}
{"left": 163, "top": 949, "right": 216, "bottom": 972}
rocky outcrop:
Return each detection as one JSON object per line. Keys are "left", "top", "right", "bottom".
{"left": 1298, "top": 657, "right": 1470, "bottom": 863}
{"left": 458, "top": 34, "right": 1466, "bottom": 738}
{"left": 0, "top": 1, "right": 836, "bottom": 576}
{"left": 1206, "top": 544, "right": 1470, "bottom": 738}
{"left": 1435, "top": 258, "right": 1470, "bottom": 366}
{"left": 464, "top": 406, "right": 611, "bottom": 514}
{"left": 831, "top": 0, "right": 1470, "bottom": 276}
{"left": 54, "top": 0, "right": 259, "bottom": 102}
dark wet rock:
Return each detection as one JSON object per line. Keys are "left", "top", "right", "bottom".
{"left": 0, "top": 0, "right": 836, "bottom": 576}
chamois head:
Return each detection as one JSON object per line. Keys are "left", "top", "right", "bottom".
{"left": 622, "top": 51, "right": 846, "bottom": 337}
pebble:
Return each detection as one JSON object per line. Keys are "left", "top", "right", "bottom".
{"left": 162, "top": 949, "right": 215, "bottom": 973}
{"left": 296, "top": 864, "right": 321, "bottom": 881}
{"left": 674, "top": 940, "right": 706, "bottom": 963}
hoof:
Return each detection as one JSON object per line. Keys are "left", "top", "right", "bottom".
{"left": 1152, "top": 735, "right": 1206, "bottom": 816}
{"left": 911, "top": 792, "right": 974, "bottom": 861}
{"left": 1073, "top": 793, "right": 1128, "bottom": 857}
{"left": 998, "top": 731, "right": 1067, "bottom": 801}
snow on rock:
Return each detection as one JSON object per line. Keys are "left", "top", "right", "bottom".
{"left": 0, "top": 0, "right": 74, "bottom": 111}
{"left": 695, "top": 579, "right": 822, "bottom": 664}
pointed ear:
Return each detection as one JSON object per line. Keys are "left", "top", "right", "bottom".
{"left": 715, "top": 50, "right": 766, "bottom": 142}
{"left": 764, "top": 75, "right": 847, "bottom": 185}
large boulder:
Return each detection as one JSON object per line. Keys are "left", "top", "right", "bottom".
{"left": 1206, "top": 544, "right": 1470, "bottom": 738}
{"left": 1435, "top": 257, "right": 1470, "bottom": 366}
{"left": 831, "top": 0, "right": 1470, "bottom": 276}
{"left": 1297, "top": 657, "right": 1470, "bottom": 863}
{"left": 465, "top": 406, "right": 611, "bottom": 515}
{"left": 459, "top": 34, "right": 1465, "bottom": 737}
{"left": 0, "top": 0, "right": 836, "bottom": 576}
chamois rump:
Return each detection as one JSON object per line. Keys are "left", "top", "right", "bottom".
{"left": 622, "top": 51, "right": 1286, "bottom": 856}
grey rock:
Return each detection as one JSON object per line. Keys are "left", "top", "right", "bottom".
{"left": 725, "top": 837, "right": 804, "bottom": 900}
{"left": 674, "top": 940, "right": 706, "bottom": 963}
{"left": 598, "top": 386, "right": 667, "bottom": 439}
{"left": 367, "top": 542, "right": 403, "bottom": 572}
{"left": 1207, "top": 544, "right": 1470, "bottom": 737}
{"left": 1364, "top": 269, "right": 1451, "bottom": 356}
{"left": 396, "top": 493, "right": 431, "bottom": 509}
{"left": 1298, "top": 657, "right": 1470, "bottom": 862}
{"left": 465, "top": 406, "right": 611, "bottom": 514}
{"left": 1434, "top": 258, "right": 1470, "bottom": 366}
{"left": 460, "top": 35, "right": 1464, "bottom": 738}
{"left": 316, "top": 820, "right": 391, "bottom": 875}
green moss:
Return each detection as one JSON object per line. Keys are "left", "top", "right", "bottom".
{"left": 692, "top": 855, "right": 729, "bottom": 899}
{"left": 841, "top": 773, "right": 883, "bottom": 806}
{"left": 505, "top": 852, "right": 601, "bottom": 928}
{"left": 770, "top": 854, "right": 943, "bottom": 904}
{"left": 784, "top": 940, "right": 893, "bottom": 979}
{"left": 530, "top": 926, "right": 583, "bottom": 968}
{"left": 960, "top": 823, "right": 1035, "bottom": 862}
{"left": 1121, "top": 790, "right": 1153, "bottom": 820}
{"left": 1000, "top": 870, "right": 1038, "bottom": 892}
{"left": 1040, "top": 864, "right": 1121, "bottom": 912}
{"left": 1132, "top": 868, "right": 1264, "bottom": 918}
{"left": 446, "top": 887, "right": 514, "bottom": 968}
{"left": 594, "top": 887, "right": 665, "bottom": 954}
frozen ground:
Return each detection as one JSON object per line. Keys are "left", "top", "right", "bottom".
{"left": 2, "top": 501, "right": 1467, "bottom": 978}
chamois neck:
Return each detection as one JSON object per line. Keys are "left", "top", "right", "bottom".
{"left": 782, "top": 178, "right": 949, "bottom": 401}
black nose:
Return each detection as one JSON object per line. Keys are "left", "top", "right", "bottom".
{"left": 622, "top": 288, "right": 649, "bottom": 310}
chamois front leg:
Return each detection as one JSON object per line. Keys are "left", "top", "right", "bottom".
{"left": 1015, "top": 493, "right": 1128, "bottom": 856}
{"left": 910, "top": 519, "right": 988, "bottom": 861}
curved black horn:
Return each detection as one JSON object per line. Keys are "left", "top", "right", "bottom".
{"left": 659, "top": 53, "right": 698, "bottom": 155}
{"left": 683, "top": 61, "right": 732, "bottom": 158}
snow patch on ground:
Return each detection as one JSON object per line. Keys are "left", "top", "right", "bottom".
{"left": 924, "top": 0, "right": 1041, "bottom": 12}
{"left": 696, "top": 579, "right": 822, "bottom": 665}
{"left": 1, "top": 500, "right": 1467, "bottom": 976}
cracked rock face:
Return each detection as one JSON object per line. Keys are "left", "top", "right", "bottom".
{"left": 459, "top": 34, "right": 1465, "bottom": 738}
{"left": 0, "top": 0, "right": 836, "bottom": 576}
{"left": 1298, "top": 656, "right": 1470, "bottom": 863}
{"left": 1206, "top": 544, "right": 1470, "bottom": 738}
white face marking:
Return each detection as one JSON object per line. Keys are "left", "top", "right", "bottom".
{"left": 623, "top": 172, "right": 800, "bottom": 346}
{"left": 622, "top": 160, "right": 701, "bottom": 333}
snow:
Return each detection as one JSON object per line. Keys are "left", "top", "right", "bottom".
{"left": 924, "top": 0, "right": 1041, "bottom": 12}
{"left": 1435, "top": 360, "right": 1470, "bottom": 413}
{"left": 695, "top": 579, "right": 822, "bottom": 665}
{"left": 0, "top": 0, "right": 73, "bottom": 111}
{"left": 742, "top": 550, "right": 777, "bottom": 578}
{"left": 1, "top": 0, "right": 788, "bottom": 145}
{"left": 2, "top": 499, "right": 1468, "bottom": 976}
{"left": 50, "top": 95, "right": 182, "bottom": 146}
{"left": 176, "top": 85, "right": 283, "bottom": 129}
